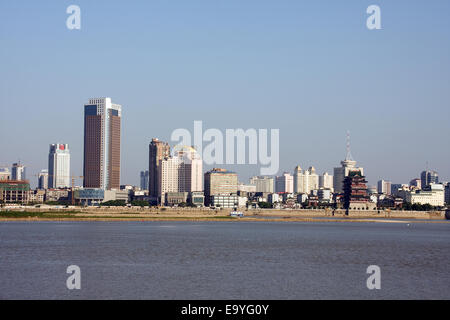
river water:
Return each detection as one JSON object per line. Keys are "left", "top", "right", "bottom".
{"left": 0, "top": 221, "right": 449, "bottom": 299}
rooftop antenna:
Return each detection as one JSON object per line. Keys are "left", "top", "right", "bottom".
{"left": 345, "top": 130, "right": 354, "bottom": 161}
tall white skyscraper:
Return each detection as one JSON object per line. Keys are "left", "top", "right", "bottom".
{"left": 48, "top": 144, "right": 70, "bottom": 189}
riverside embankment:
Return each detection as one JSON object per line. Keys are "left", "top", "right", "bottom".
{"left": 0, "top": 207, "right": 447, "bottom": 223}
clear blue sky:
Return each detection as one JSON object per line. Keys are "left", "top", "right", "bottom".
{"left": 1, "top": 0, "right": 449, "bottom": 188}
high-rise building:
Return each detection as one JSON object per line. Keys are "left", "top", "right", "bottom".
{"left": 38, "top": 169, "right": 49, "bottom": 190}
{"left": 175, "top": 146, "right": 203, "bottom": 193}
{"left": 204, "top": 168, "right": 238, "bottom": 206}
{"left": 149, "top": 138, "right": 170, "bottom": 198}
{"left": 48, "top": 144, "right": 70, "bottom": 189}
{"left": 333, "top": 132, "right": 363, "bottom": 194}
{"left": 250, "top": 176, "right": 274, "bottom": 193}
{"left": 420, "top": 170, "right": 439, "bottom": 189}
{"left": 275, "top": 172, "right": 293, "bottom": 193}
{"left": 158, "top": 156, "right": 182, "bottom": 204}
{"left": 140, "top": 170, "right": 149, "bottom": 191}
{"left": 157, "top": 147, "right": 203, "bottom": 204}
{"left": 293, "top": 166, "right": 319, "bottom": 194}
{"left": 377, "top": 180, "right": 391, "bottom": 195}
{"left": 83, "top": 98, "right": 122, "bottom": 190}
{"left": 319, "top": 172, "right": 334, "bottom": 191}
{"left": 11, "top": 163, "right": 26, "bottom": 181}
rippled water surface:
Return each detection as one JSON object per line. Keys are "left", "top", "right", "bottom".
{"left": 0, "top": 221, "right": 449, "bottom": 299}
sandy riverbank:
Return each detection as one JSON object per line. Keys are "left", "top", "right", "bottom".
{"left": 0, "top": 207, "right": 447, "bottom": 223}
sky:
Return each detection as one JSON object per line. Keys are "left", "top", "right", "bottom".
{"left": 1, "top": 0, "right": 449, "bottom": 188}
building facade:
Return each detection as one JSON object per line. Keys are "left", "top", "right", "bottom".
{"left": 319, "top": 172, "right": 334, "bottom": 191}
{"left": 48, "top": 144, "right": 70, "bottom": 189}
{"left": 377, "top": 180, "right": 392, "bottom": 195}
{"left": 250, "top": 176, "right": 274, "bottom": 193}
{"left": 11, "top": 163, "right": 26, "bottom": 181}
{"left": 204, "top": 168, "right": 238, "bottom": 206}
{"left": 409, "top": 178, "right": 421, "bottom": 190}
{"left": 38, "top": 169, "right": 49, "bottom": 190}
{"left": 209, "top": 194, "right": 239, "bottom": 208}
{"left": 421, "top": 170, "right": 439, "bottom": 189}
{"left": 149, "top": 138, "right": 171, "bottom": 198}
{"left": 157, "top": 149, "right": 203, "bottom": 205}
{"left": 293, "top": 166, "right": 319, "bottom": 194}
{"left": 0, "top": 180, "right": 30, "bottom": 204}
{"left": 275, "top": 173, "right": 293, "bottom": 193}
{"left": 83, "top": 97, "right": 121, "bottom": 190}
{"left": 405, "top": 184, "right": 445, "bottom": 207}
{"left": 176, "top": 147, "right": 203, "bottom": 193}
{"left": 140, "top": 170, "right": 149, "bottom": 191}
{"left": 0, "top": 168, "right": 11, "bottom": 181}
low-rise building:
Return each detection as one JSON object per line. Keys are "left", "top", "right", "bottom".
{"left": 405, "top": 184, "right": 445, "bottom": 207}
{"left": 0, "top": 180, "right": 30, "bottom": 204}
{"left": 29, "top": 189, "right": 45, "bottom": 203}
{"left": 209, "top": 194, "right": 238, "bottom": 208}
{"left": 104, "top": 189, "right": 130, "bottom": 203}
{"left": 73, "top": 188, "right": 104, "bottom": 206}
{"left": 188, "top": 192, "right": 204, "bottom": 207}
{"left": 166, "top": 192, "right": 189, "bottom": 206}
{"left": 268, "top": 193, "right": 280, "bottom": 204}
{"left": 45, "top": 189, "right": 70, "bottom": 202}
{"left": 318, "top": 188, "right": 332, "bottom": 203}
{"left": 297, "top": 193, "right": 308, "bottom": 204}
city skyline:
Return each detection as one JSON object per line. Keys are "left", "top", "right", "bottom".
{"left": 1, "top": 1, "right": 449, "bottom": 187}
{"left": 1, "top": 116, "right": 447, "bottom": 190}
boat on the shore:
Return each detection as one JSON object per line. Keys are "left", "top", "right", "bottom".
{"left": 230, "top": 211, "right": 244, "bottom": 218}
